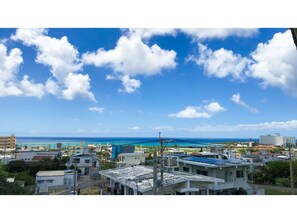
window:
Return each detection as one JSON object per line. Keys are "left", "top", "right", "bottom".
{"left": 46, "top": 180, "right": 54, "bottom": 183}
{"left": 74, "top": 158, "right": 80, "bottom": 163}
{"left": 196, "top": 169, "right": 208, "bottom": 176}
{"left": 236, "top": 170, "right": 244, "bottom": 178}
{"left": 183, "top": 167, "right": 189, "bottom": 172}
{"left": 37, "top": 180, "right": 45, "bottom": 184}
{"left": 85, "top": 160, "right": 90, "bottom": 163}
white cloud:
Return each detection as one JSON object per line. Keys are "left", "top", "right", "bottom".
{"left": 248, "top": 29, "right": 297, "bottom": 97}
{"left": 186, "top": 120, "right": 297, "bottom": 132}
{"left": 18, "top": 75, "right": 45, "bottom": 99}
{"left": 82, "top": 35, "right": 176, "bottom": 93}
{"left": 230, "top": 93, "right": 259, "bottom": 113}
{"left": 151, "top": 126, "right": 174, "bottom": 131}
{"left": 12, "top": 28, "right": 95, "bottom": 101}
{"left": 190, "top": 43, "right": 250, "bottom": 81}
{"left": 88, "top": 106, "right": 105, "bottom": 113}
{"left": 180, "top": 28, "right": 259, "bottom": 40}
{"left": 126, "top": 28, "right": 258, "bottom": 40}
{"left": 45, "top": 79, "right": 61, "bottom": 96}
{"left": 128, "top": 126, "right": 141, "bottom": 130}
{"left": 119, "top": 75, "right": 141, "bottom": 93}
{"left": 191, "top": 29, "right": 297, "bottom": 98}
{"left": 12, "top": 28, "right": 82, "bottom": 82}
{"left": 127, "top": 28, "right": 176, "bottom": 39}
{"left": 62, "top": 73, "right": 96, "bottom": 101}
{"left": 169, "top": 102, "right": 225, "bottom": 119}
{"left": 0, "top": 43, "right": 45, "bottom": 98}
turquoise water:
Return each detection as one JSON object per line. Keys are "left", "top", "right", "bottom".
{"left": 16, "top": 137, "right": 258, "bottom": 148}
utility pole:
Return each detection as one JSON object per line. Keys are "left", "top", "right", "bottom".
{"left": 288, "top": 142, "right": 294, "bottom": 195}
{"left": 159, "top": 132, "right": 164, "bottom": 194}
{"left": 153, "top": 150, "right": 157, "bottom": 195}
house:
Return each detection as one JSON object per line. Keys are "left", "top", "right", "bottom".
{"left": 35, "top": 170, "right": 75, "bottom": 193}
{"left": 67, "top": 153, "right": 97, "bottom": 175}
{"left": 16, "top": 150, "right": 62, "bottom": 162}
{"left": 116, "top": 153, "right": 146, "bottom": 167}
{"left": 99, "top": 165, "right": 225, "bottom": 195}
{"left": 177, "top": 156, "right": 258, "bottom": 195}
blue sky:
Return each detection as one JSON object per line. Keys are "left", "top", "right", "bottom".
{"left": 1, "top": 28, "right": 297, "bottom": 138}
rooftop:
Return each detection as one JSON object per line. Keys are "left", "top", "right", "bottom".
{"left": 178, "top": 156, "right": 250, "bottom": 168}
{"left": 36, "top": 170, "right": 65, "bottom": 177}
{"left": 99, "top": 165, "right": 223, "bottom": 193}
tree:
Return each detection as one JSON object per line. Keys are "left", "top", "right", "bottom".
{"left": 6, "top": 160, "right": 26, "bottom": 173}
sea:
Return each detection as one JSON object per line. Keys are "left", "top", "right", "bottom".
{"left": 16, "top": 137, "right": 259, "bottom": 148}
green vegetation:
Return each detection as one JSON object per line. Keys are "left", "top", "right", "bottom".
{"left": 0, "top": 157, "right": 68, "bottom": 195}
{"left": 254, "top": 160, "right": 297, "bottom": 186}
{"left": 265, "top": 188, "right": 297, "bottom": 195}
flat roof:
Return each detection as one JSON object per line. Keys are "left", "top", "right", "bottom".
{"left": 178, "top": 156, "right": 250, "bottom": 168}
{"left": 99, "top": 165, "right": 223, "bottom": 193}
{"left": 36, "top": 170, "right": 65, "bottom": 177}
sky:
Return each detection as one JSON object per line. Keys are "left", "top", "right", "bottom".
{"left": 1, "top": 28, "right": 297, "bottom": 138}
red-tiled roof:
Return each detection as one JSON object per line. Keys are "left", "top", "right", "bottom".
{"left": 32, "top": 155, "right": 53, "bottom": 161}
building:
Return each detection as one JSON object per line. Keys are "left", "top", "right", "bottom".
{"left": 67, "top": 153, "right": 97, "bottom": 175}
{"left": 260, "top": 133, "right": 296, "bottom": 146}
{"left": 111, "top": 145, "right": 135, "bottom": 159}
{"left": 177, "top": 156, "right": 258, "bottom": 195}
{"left": 99, "top": 165, "right": 224, "bottom": 195}
{"left": 117, "top": 153, "right": 146, "bottom": 167}
{"left": 0, "top": 134, "right": 16, "bottom": 153}
{"left": 16, "top": 150, "right": 62, "bottom": 162}
{"left": 35, "top": 170, "right": 75, "bottom": 193}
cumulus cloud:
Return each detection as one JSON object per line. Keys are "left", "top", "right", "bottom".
{"left": 127, "top": 28, "right": 177, "bottom": 39}
{"left": 18, "top": 75, "right": 45, "bottom": 99}
{"left": 186, "top": 120, "right": 297, "bottom": 132}
{"left": 62, "top": 73, "right": 96, "bottom": 101}
{"left": 180, "top": 28, "right": 259, "bottom": 40}
{"left": 169, "top": 102, "right": 225, "bottom": 119}
{"left": 88, "top": 106, "right": 105, "bottom": 113}
{"left": 12, "top": 28, "right": 95, "bottom": 101}
{"left": 189, "top": 43, "right": 250, "bottom": 81}
{"left": 126, "top": 28, "right": 258, "bottom": 40}
{"left": 119, "top": 75, "right": 141, "bottom": 93}
{"left": 0, "top": 43, "right": 45, "bottom": 98}
{"left": 248, "top": 29, "right": 297, "bottom": 97}
{"left": 12, "top": 28, "right": 82, "bottom": 82}
{"left": 191, "top": 29, "right": 297, "bottom": 98}
{"left": 82, "top": 35, "right": 176, "bottom": 93}
{"left": 230, "top": 93, "right": 259, "bottom": 113}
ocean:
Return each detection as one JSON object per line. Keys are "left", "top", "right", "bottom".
{"left": 16, "top": 137, "right": 259, "bottom": 148}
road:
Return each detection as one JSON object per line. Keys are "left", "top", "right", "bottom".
{"left": 53, "top": 175, "right": 100, "bottom": 195}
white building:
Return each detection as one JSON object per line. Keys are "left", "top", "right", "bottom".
{"left": 36, "top": 170, "right": 75, "bottom": 193}
{"left": 67, "top": 153, "right": 97, "bottom": 175}
{"left": 177, "top": 156, "right": 260, "bottom": 195}
{"left": 99, "top": 165, "right": 224, "bottom": 195}
{"left": 16, "top": 150, "right": 62, "bottom": 162}
{"left": 260, "top": 133, "right": 296, "bottom": 146}
{"left": 117, "top": 153, "right": 146, "bottom": 167}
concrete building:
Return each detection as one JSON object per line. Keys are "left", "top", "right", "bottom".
{"left": 35, "top": 170, "right": 75, "bottom": 193}
{"left": 67, "top": 153, "right": 97, "bottom": 175}
{"left": 99, "top": 165, "right": 224, "bottom": 195}
{"left": 0, "top": 134, "right": 16, "bottom": 153}
{"left": 16, "top": 150, "right": 62, "bottom": 162}
{"left": 117, "top": 153, "right": 146, "bottom": 167}
{"left": 260, "top": 133, "right": 296, "bottom": 146}
{"left": 177, "top": 156, "right": 258, "bottom": 195}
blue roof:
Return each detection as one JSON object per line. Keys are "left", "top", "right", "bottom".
{"left": 181, "top": 156, "right": 238, "bottom": 166}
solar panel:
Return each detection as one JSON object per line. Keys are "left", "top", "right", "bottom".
{"left": 182, "top": 156, "right": 230, "bottom": 165}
